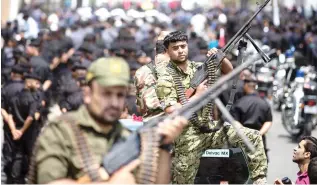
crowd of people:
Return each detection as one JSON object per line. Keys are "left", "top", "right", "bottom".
{"left": 1, "top": 1, "right": 317, "bottom": 184}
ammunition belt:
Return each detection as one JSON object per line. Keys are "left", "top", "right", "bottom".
{"left": 68, "top": 119, "right": 101, "bottom": 182}
{"left": 166, "top": 65, "right": 198, "bottom": 120}
{"left": 137, "top": 127, "right": 160, "bottom": 184}
{"left": 201, "top": 60, "right": 217, "bottom": 124}
{"left": 27, "top": 117, "right": 101, "bottom": 183}
{"left": 166, "top": 64, "right": 212, "bottom": 133}
{"left": 27, "top": 132, "right": 40, "bottom": 184}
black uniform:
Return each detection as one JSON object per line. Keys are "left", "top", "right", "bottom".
{"left": 230, "top": 93, "right": 272, "bottom": 160}
{"left": 1, "top": 80, "right": 24, "bottom": 110}
{"left": 3, "top": 88, "right": 40, "bottom": 184}
{"left": 29, "top": 55, "right": 53, "bottom": 84}
{"left": 57, "top": 77, "right": 83, "bottom": 112}
{"left": 220, "top": 79, "right": 245, "bottom": 106}
{"left": 231, "top": 93, "right": 272, "bottom": 130}
{"left": 1, "top": 65, "right": 25, "bottom": 183}
{"left": 1, "top": 46, "right": 15, "bottom": 84}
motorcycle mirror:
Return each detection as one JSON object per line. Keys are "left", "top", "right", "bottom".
{"left": 279, "top": 54, "right": 286, "bottom": 64}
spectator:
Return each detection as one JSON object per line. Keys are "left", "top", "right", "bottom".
{"left": 276, "top": 136, "right": 317, "bottom": 184}
{"left": 293, "top": 136, "right": 317, "bottom": 184}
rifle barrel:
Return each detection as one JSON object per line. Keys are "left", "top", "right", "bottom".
{"left": 222, "top": 0, "right": 271, "bottom": 53}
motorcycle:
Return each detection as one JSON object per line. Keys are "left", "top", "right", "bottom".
{"left": 272, "top": 49, "right": 296, "bottom": 110}
{"left": 241, "top": 44, "right": 277, "bottom": 99}
{"left": 281, "top": 67, "right": 316, "bottom": 140}
{"left": 255, "top": 66, "right": 275, "bottom": 98}
{"left": 301, "top": 67, "right": 317, "bottom": 131}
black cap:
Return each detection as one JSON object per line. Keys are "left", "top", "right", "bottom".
{"left": 29, "top": 38, "right": 41, "bottom": 47}
{"left": 136, "top": 50, "right": 146, "bottom": 58}
{"left": 19, "top": 62, "right": 32, "bottom": 73}
{"left": 68, "top": 55, "right": 81, "bottom": 65}
{"left": 128, "top": 60, "right": 142, "bottom": 70}
{"left": 197, "top": 39, "right": 208, "bottom": 50}
{"left": 72, "top": 63, "right": 87, "bottom": 71}
{"left": 122, "top": 41, "right": 138, "bottom": 52}
{"left": 78, "top": 42, "right": 95, "bottom": 54}
{"left": 24, "top": 72, "right": 41, "bottom": 81}
{"left": 76, "top": 76, "right": 87, "bottom": 86}
{"left": 84, "top": 33, "right": 96, "bottom": 42}
{"left": 11, "top": 65, "right": 25, "bottom": 74}
{"left": 244, "top": 74, "right": 257, "bottom": 83}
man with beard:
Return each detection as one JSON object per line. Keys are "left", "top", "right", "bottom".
{"left": 292, "top": 136, "right": 317, "bottom": 184}
{"left": 134, "top": 31, "right": 170, "bottom": 120}
{"left": 28, "top": 57, "right": 189, "bottom": 184}
{"left": 274, "top": 136, "right": 317, "bottom": 185}
{"left": 156, "top": 31, "right": 268, "bottom": 184}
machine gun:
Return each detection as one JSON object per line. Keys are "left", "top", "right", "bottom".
{"left": 75, "top": 51, "right": 263, "bottom": 184}
{"left": 185, "top": 0, "right": 272, "bottom": 99}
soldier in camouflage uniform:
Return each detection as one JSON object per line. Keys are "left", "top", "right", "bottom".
{"left": 156, "top": 31, "right": 268, "bottom": 184}
{"left": 134, "top": 31, "right": 170, "bottom": 120}
{"left": 28, "top": 57, "right": 188, "bottom": 184}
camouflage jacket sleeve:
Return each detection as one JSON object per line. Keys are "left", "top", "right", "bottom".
{"left": 134, "top": 66, "right": 161, "bottom": 112}
{"left": 34, "top": 120, "right": 72, "bottom": 183}
{"left": 156, "top": 71, "right": 178, "bottom": 110}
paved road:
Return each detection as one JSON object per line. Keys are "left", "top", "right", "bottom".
{"left": 267, "top": 110, "right": 317, "bottom": 183}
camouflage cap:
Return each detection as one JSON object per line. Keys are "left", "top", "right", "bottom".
{"left": 86, "top": 57, "right": 130, "bottom": 87}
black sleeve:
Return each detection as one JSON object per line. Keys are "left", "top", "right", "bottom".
{"left": 28, "top": 101, "right": 39, "bottom": 118}
{"left": 59, "top": 96, "right": 71, "bottom": 111}
{"left": 1, "top": 88, "right": 6, "bottom": 109}
{"left": 44, "top": 65, "right": 53, "bottom": 82}
{"left": 230, "top": 103, "right": 242, "bottom": 122}
{"left": 265, "top": 106, "right": 273, "bottom": 122}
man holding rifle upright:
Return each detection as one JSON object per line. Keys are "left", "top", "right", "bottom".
{"left": 156, "top": 31, "right": 268, "bottom": 184}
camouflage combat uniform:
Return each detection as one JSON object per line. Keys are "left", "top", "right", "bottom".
{"left": 134, "top": 63, "right": 162, "bottom": 120}
{"left": 134, "top": 56, "right": 168, "bottom": 120}
{"left": 156, "top": 60, "right": 268, "bottom": 184}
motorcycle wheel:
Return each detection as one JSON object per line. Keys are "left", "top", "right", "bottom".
{"left": 272, "top": 96, "right": 281, "bottom": 111}
{"left": 302, "top": 115, "right": 313, "bottom": 136}
{"left": 294, "top": 115, "right": 313, "bottom": 142}
{"left": 281, "top": 105, "right": 301, "bottom": 136}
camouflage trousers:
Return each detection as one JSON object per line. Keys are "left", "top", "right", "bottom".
{"left": 171, "top": 124, "right": 268, "bottom": 184}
